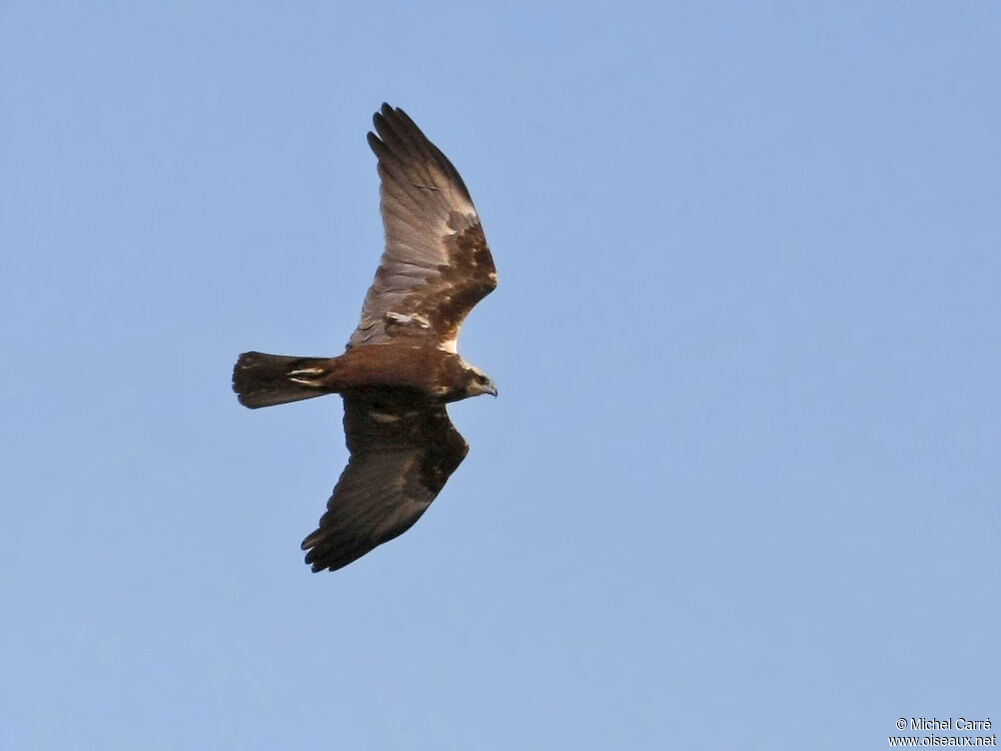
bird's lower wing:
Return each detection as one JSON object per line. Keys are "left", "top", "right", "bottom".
{"left": 301, "top": 399, "right": 468, "bottom": 572}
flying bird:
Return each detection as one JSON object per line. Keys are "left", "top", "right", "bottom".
{"left": 233, "top": 104, "right": 497, "bottom": 572}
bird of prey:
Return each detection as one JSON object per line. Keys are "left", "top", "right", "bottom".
{"left": 233, "top": 104, "right": 497, "bottom": 573}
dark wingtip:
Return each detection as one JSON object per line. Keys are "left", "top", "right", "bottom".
{"left": 304, "top": 551, "right": 343, "bottom": 574}
{"left": 300, "top": 533, "right": 317, "bottom": 551}
{"left": 375, "top": 103, "right": 414, "bottom": 131}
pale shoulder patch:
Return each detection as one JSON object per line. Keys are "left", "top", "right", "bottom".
{"left": 385, "top": 311, "right": 431, "bottom": 329}
{"left": 436, "top": 334, "right": 458, "bottom": 354}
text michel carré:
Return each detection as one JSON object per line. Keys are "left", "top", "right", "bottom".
{"left": 911, "top": 718, "right": 992, "bottom": 731}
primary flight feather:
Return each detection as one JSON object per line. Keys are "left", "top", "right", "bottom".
{"left": 232, "top": 104, "right": 497, "bottom": 572}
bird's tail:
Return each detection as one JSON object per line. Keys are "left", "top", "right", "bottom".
{"left": 232, "top": 351, "right": 332, "bottom": 409}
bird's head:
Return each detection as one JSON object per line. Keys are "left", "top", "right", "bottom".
{"left": 462, "top": 364, "right": 498, "bottom": 398}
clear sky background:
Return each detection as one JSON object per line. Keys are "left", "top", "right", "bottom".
{"left": 2, "top": 2, "right": 999, "bottom": 748}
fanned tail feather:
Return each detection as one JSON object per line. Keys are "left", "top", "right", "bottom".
{"left": 232, "top": 351, "right": 331, "bottom": 408}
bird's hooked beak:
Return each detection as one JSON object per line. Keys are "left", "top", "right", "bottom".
{"left": 466, "top": 365, "right": 498, "bottom": 398}
{"left": 471, "top": 377, "right": 498, "bottom": 398}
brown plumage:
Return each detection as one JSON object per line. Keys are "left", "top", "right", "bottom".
{"left": 232, "top": 104, "right": 497, "bottom": 573}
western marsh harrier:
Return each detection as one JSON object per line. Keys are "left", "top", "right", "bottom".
{"left": 233, "top": 104, "right": 497, "bottom": 572}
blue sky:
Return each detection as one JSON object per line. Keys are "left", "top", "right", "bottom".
{"left": 2, "top": 2, "right": 999, "bottom": 748}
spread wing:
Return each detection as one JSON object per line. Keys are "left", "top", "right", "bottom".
{"left": 349, "top": 104, "right": 497, "bottom": 352}
{"left": 300, "top": 396, "right": 469, "bottom": 572}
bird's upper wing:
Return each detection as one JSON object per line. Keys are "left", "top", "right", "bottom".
{"left": 300, "top": 396, "right": 469, "bottom": 572}
{"left": 348, "top": 104, "right": 497, "bottom": 352}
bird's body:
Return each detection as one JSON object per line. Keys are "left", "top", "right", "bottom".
{"left": 233, "top": 104, "right": 497, "bottom": 572}
{"left": 234, "top": 343, "right": 490, "bottom": 407}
